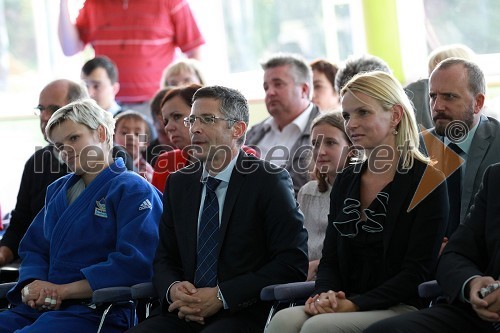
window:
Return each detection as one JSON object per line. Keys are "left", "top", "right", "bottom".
{"left": 190, "top": 0, "right": 358, "bottom": 99}
{"left": 424, "top": 0, "right": 500, "bottom": 55}
{"left": 423, "top": 0, "right": 500, "bottom": 114}
{"left": 2, "top": 0, "right": 499, "bottom": 212}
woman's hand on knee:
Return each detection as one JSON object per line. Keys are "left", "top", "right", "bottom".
{"left": 304, "top": 291, "right": 336, "bottom": 315}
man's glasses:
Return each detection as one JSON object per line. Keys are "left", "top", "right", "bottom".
{"left": 183, "top": 115, "right": 238, "bottom": 127}
{"left": 34, "top": 105, "right": 61, "bottom": 117}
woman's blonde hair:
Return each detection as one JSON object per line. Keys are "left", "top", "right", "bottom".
{"left": 161, "top": 58, "right": 206, "bottom": 87}
{"left": 46, "top": 98, "right": 115, "bottom": 151}
{"left": 341, "top": 71, "right": 429, "bottom": 169}
{"left": 428, "top": 44, "right": 475, "bottom": 75}
{"left": 310, "top": 111, "right": 352, "bottom": 192}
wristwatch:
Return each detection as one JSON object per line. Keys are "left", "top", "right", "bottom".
{"left": 216, "top": 286, "right": 223, "bottom": 302}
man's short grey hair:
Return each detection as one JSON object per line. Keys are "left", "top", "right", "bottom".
{"left": 432, "top": 57, "right": 485, "bottom": 96}
{"left": 46, "top": 98, "right": 115, "bottom": 151}
{"left": 335, "top": 54, "right": 392, "bottom": 93}
{"left": 192, "top": 85, "right": 249, "bottom": 145}
{"left": 261, "top": 53, "right": 313, "bottom": 99}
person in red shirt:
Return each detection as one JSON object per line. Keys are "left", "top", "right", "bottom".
{"left": 58, "top": 0, "right": 205, "bottom": 114}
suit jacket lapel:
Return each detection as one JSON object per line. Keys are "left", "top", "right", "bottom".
{"left": 248, "top": 123, "right": 270, "bottom": 146}
{"left": 285, "top": 105, "right": 319, "bottom": 170}
{"left": 181, "top": 165, "right": 203, "bottom": 276}
{"left": 383, "top": 165, "right": 415, "bottom": 256}
{"left": 462, "top": 116, "right": 491, "bottom": 219}
{"left": 216, "top": 152, "right": 246, "bottom": 258}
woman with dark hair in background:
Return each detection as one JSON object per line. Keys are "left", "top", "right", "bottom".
{"left": 310, "top": 59, "right": 340, "bottom": 112}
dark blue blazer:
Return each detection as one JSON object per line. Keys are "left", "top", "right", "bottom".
{"left": 153, "top": 151, "right": 308, "bottom": 319}
{"left": 437, "top": 163, "right": 500, "bottom": 303}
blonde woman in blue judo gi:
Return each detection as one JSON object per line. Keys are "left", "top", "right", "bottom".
{"left": 0, "top": 99, "right": 162, "bottom": 332}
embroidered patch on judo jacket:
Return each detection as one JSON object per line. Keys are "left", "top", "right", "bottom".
{"left": 95, "top": 198, "right": 108, "bottom": 218}
{"left": 139, "top": 199, "right": 152, "bottom": 211}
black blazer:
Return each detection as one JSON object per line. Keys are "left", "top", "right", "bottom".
{"left": 315, "top": 159, "right": 448, "bottom": 310}
{"left": 437, "top": 163, "right": 500, "bottom": 303}
{"left": 405, "top": 78, "right": 433, "bottom": 130}
{"left": 153, "top": 151, "right": 308, "bottom": 315}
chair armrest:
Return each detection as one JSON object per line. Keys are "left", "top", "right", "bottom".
{"left": 131, "top": 282, "right": 156, "bottom": 299}
{"left": 1, "top": 262, "right": 20, "bottom": 271}
{"left": 260, "top": 284, "right": 280, "bottom": 301}
{"left": 0, "top": 282, "right": 16, "bottom": 298}
{"left": 418, "top": 280, "right": 443, "bottom": 299}
{"left": 0, "top": 262, "right": 20, "bottom": 283}
{"left": 92, "top": 286, "right": 132, "bottom": 304}
{"left": 260, "top": 281, "right": 315, "bottom": 302}
{"left": 274, "top": 281, "right": 315, "bottom": 301}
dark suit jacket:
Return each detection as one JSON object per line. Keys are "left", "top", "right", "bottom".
{"left": 245, "top": 105, "right": 320, "bottom": 193}
{"left": 437, "top": 163, "right": 500, "bottom": 304}
{"left": 405, "top": 78, "right": 433, "bottom": 130}
{"left": 315, "top": 159, "right": 448, "bottom": 310}
{"left": 153, "top": 151, "right": 308, "bottom": 317}
{"left": 421, "top": 114, "right": 500, "bottom": 223}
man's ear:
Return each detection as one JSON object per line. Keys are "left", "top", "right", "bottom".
{"left": 232, "top": 121, "right": 247, "bottom": 141}
{"left": 302, "top": 82, "right": 311, "bottom": 99}
{"left": 113, "top": 82, "right": 120, "bottom": 96}
{"left": 473, "top": 93, "right": 485, "bottom": 115}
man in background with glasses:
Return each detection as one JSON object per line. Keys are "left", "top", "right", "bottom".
{"left": 127, "top": 85, "right": 308, "bottom": 332}
{"left": 0, "top": 79, "right": 132, "bottom": 271}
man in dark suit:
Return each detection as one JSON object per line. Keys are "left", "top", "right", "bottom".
{"left": 246, "top": 53, "right": 320, "bottom": 193}
{"left": 127, "top": 85, "right": 308, "bottom": 332}
{"left": 421, "top": 57, "right": 500, "bottom": 238}
{"left": 365, "top": 163, "right": 500, "bottom": 333}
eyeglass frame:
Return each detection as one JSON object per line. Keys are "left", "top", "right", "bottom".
{"left": 183, "top": 115, "right": 239, "bottom": 128}
{"left": 34, "top": 104, "right": 61, "bottom": 117}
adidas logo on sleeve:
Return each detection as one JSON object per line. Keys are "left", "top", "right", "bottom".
{"left": 139, "top": 199, "right": 153, "bottom": 211}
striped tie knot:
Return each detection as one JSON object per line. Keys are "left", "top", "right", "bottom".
{"left": 205, "top": 176, "right": 222, "bottom": 193}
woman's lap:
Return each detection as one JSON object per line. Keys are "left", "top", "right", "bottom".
{"left": 266, "top": 304, "right": 416, "bottom": 333}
